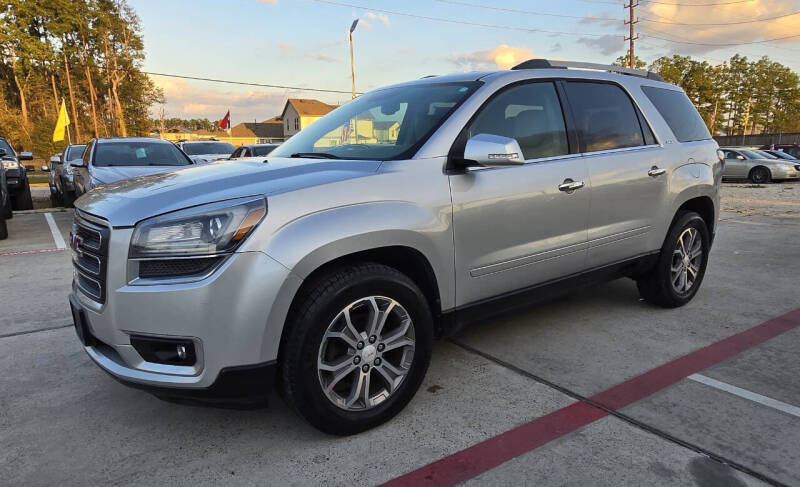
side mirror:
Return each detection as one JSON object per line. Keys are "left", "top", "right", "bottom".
{"left": 41, "top": 165, "right": 50, "bottom": 172}
{"left": 462, "top": 134, "right": 525, "bottom": 167}
{"left": 19, "top": 151, "right": 33, "bottom": 161}
{"left": 70, "top": 160, "right": 85, "bottom": 168}
{"left": 737, "top": 155, "right": 745, "bottom": 160}
{"left": 50, "top": 155, "right": 61, "bottom": 164}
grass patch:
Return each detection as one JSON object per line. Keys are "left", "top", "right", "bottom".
{"left": 27, "top": 173, "right": 50, "bottom": 185}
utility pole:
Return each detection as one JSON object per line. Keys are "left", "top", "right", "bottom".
{"left": 624, "top": 1, "right": 639, "bottom": 69}
{"left": 348, "top": 19, "right": 359, "bottom": 99}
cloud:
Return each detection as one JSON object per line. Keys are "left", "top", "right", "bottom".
{"left": 578, "top": 35, "right": 624, "bottom": 56}
{"left": 305, "top": 52, "right": 343, "bottom": 63}
{"left": 152, "top": 77, "right": 293, "bottom": 123}
{"left": 364, "top": 12, "right": 390, "bottom": 26}
{"left": 359, "top": 12, "right": 390, "bottom": 30}
{"left": 449, "top": 44, "right": 534, "bottom": 70}
{"left": 638, "top": 0, "right": 800, "bottom": 54}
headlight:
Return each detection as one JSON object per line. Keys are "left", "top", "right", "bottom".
{"left": 2, "top": 160, "right": 19, "bottom": 170}
{"left": 129, "top": 196, "right": 267, "bottom": 258}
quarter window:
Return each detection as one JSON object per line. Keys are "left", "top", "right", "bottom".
{"left": 641, "top": 86, "right": 710, "bottom": 143}
{"left": 564, "top": 82, "right": 644, "bottom": 153}
{"left": 466, "top": 82, "right": 569, "bottom": 160}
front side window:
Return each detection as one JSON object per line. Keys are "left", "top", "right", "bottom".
{"left": 93, "top": 141, "right": 192, "bottom": 167}
{"left": 253, "top": 145, "right": 277, "bottom": 156}
{"left": 465, "top": 82, "right": 569, "bottom": 160}
{"left": 723, "top": 150, "right": 740, "bottom": 159}
{"left": 270, "top": 81, "right": 480, "bottom": 161}
{"left": 565, "top": 82, "right": 644, "bottom": 153}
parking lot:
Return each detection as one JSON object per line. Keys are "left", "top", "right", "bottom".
{"left": 1, "top": 182, "right": 798, "bottom": 486}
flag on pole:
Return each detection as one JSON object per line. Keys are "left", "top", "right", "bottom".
{"left": 218, "top": 110, "right": 231, "bottom": 131}
{"left": 52, "top": 100, "right": 70, "bottom": 142}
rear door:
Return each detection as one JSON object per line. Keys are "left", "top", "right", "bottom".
{"left": 450, "top": 81, "right": 589, "bottom": 306}
{"left": 563, "top": 81, "right": 668, "bottom": 268}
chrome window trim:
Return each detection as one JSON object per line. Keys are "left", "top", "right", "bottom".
{"left": 467, "top": 153, "right": 582, "bottom": 172}
{"left": 579, "top": 143, "right": 663, "bottom": 158}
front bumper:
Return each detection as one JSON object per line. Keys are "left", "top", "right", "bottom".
{"left": 70, "top": 220, "right": 300, "bottom": 402}
{"left": 772, "top": 165, "right": 800, "bottom": 179}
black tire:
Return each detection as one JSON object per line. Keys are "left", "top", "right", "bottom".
{"left": 749, "top": 166, "right": 771, "bottom": 184}
{"left": 62, "top": 190, "right": 76, "bottom": 208}
{"left": 12, "top": 181, "right": 34, "bottom": 211}
{"left": 3, "top": 198, "right": 11, "bottom": 219}
{"left": 0, "top": 215, "right": 7, "bottom": 240}
{"left": 281, "top": 263, "right": 433, "bottom": 435}
{"left": 636, "top": 211, "right": 710, "bottom": 308}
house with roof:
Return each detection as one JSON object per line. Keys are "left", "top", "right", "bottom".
{"left": 280, "top": 99, "right": 338, "bottom": 138}
{"left": 231, "top": 116, "right": 285, "bottom": 143}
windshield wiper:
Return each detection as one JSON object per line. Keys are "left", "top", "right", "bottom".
{"left": 289, "top": 152, "right": 341, "bottom": 159}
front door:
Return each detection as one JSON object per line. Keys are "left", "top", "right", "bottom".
{"left": 450, "top": 81, "right": 589, "bottom": 307}
{"left": 723, "top": 149, "right": 748, "bottom": 178}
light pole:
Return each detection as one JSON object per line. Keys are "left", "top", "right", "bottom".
{"left": 348, "top": 19, "right": 359, "bottom": 99}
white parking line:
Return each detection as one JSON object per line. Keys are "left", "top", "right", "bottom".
{"left": 44, "top": 212, "right": 67, "bottom": 249}
{"left": 689, "top": 373, "right": 800, "bottom": 418}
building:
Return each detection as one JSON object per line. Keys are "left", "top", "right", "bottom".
{"left": 280, "top": 99, "right": 338, "bottom": 138}
{"left": 231, "top": 117, "right": 285, "bottom": 143}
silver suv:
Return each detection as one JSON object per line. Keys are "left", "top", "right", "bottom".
{"left": 69, "top": 60, "right": 722, "bottom": 435}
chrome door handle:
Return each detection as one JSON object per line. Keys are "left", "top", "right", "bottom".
{"left": 558, "top": 179, "right": 585, "bottom": 192}
{"left": 648, "top": 166, "right": 666, "bottom": 177}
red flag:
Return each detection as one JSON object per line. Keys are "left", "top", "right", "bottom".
{"left": 218, "top": 110, "right": 230, "bottom": 130}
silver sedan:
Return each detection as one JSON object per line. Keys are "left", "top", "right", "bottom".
{"left": 720, "top": 148, "right": 800, "bottom": 183}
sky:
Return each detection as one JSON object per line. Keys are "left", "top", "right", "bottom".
{"left": 129, "top": 0, "right": 800, "bottom": 125}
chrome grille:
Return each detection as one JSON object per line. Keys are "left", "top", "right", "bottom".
{"left": 71, "top": 212, "right": 110, "bottom": 303}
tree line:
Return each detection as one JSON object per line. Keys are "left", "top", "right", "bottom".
{"left": 615, "top": 53, "right": 800, "bottom": 137}
{"left": 0, "top": 0, "right": 162, "bottom": 157}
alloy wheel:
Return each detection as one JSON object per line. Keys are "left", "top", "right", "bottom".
{"left": 671, "top": 227, "right": 703, "bottom": 294}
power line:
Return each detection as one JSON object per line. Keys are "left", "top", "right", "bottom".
{"left": 310, "top": 0, "right": 610, "bottom": 37}
{"left": 640, "top": 0, "right": 756, "bottom": 5}
{"left": 434, "top": 0, "right": 620, "bottom": 22}
{"left": 642, "top": 9, "right": 800, "bottom": 25}
{"left": 641, "top": 30, "right": 800, "bottom": 47}
{"left": 141, "top": 71, "right": 357, "bottom": 95}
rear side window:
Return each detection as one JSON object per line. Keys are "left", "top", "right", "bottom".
{"left": 564, "top": 82, "right": 644, "bottom": 153}
{"left": 466, "top": 82, "right": 569, "bottom": 160}
{"left": 641, "top": 86, "right": 710, "bottom": 143}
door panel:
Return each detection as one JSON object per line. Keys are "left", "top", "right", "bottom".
{"left": 451, "top": 157, "right": 589, "bottom": 306}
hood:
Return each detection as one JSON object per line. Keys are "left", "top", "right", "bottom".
{"left": 76, "top": 158, "right": 381, "bottom": 226}
{"left": 91, "top": 165, "right": 186, "bottom": 185}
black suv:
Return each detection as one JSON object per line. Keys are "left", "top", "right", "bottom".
{"left": 0, "top": 137, "right": 34, "bottom": 211}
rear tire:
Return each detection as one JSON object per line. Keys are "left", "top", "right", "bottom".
{"left": 749, "top": 166, "right": 771, "bottom": 184}
{"left": 280, "top": 263, "right": 433, "bottom": 435}
{"left": 12, "top": 182, "right": 33, "bottom": 211}
{"left": 636, "top": 211, "right": 710, "bottom": 308}
{"left": 0, "top": 215, "right": 7, "bottom": 240}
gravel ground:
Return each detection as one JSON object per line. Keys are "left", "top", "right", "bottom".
{"left": 721, "top": 182, "right": 800, "bottom": 218}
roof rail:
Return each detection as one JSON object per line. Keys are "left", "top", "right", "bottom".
{"left": 511, "top": 59, "right": 665, "bottom": 82}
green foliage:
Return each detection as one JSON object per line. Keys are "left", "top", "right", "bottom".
{"left": 644, "top": 54, "right": 800, "bottom": 136}
{"left": 0, "top": 0, "right": 163, "bottom": 158}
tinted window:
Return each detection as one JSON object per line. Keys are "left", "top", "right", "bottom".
{"left": 253, "top": 145, "right": 277, "bottom": 156}
{"left": 723, "top": 150, "right": 740, "bottom": 159}
{"left": 0, "top": 139, "right": 15, "bottom": 157}
{"left": 641, "top": 86, "right": 710, "bottom": 143}
{"left": 466, "top": 82, "right": 569, "bottom": 160}
{"left": 94, "top": 141, "right": 192, "bottom": 167}
{"left": 565, "top": 82, "right": 644, "bottom": 153}
{"left": 182, "top": 142, "right": 235, "bottom": 155}
{"left": 740, "top": 150, "right": 765, "bottom": 159}
{"left": 65, "top": 145, "right": 86, "bottom": 161}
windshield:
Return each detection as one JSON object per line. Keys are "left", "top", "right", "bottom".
{"left": 182, "top": 142, "right": 235, "bottom": 155}
{"left": 270, "top": 81, "right": 481, "bottom": 161}
{"left": 94, "top": 141, "right": 192, "bottom": 167}
{"left": 741, "top": 150, "right": 765, "bottom": 159}
{"left": 0, "top": 139, "right": 16, "bottom": 157}
{"left": 771, "top": 151, "right": 797, "bottom": 160}
{"left": 253, "top": 145, "right": 278, "bottom": 156}
{"left": 65, "top": 144, "right": 86, "bottom": 161}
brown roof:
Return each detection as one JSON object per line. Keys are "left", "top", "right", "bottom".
{"left": 281, "top": 98, "right": 337, "bottom": 118}
{"left": 261, "top": 116, "right": 282, "bottom": 123}
{"left": 230, "top": 122, "right": 284, "bottom": 138}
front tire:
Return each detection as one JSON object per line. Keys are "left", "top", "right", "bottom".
{"left": 749, "top": 166, "right": 771, "bottom": 184}
{"left": 636, "top": 211, "right": 710, "bottom": 308}
{"left": 281, "top": 263, "right": 433, "bottom": 435}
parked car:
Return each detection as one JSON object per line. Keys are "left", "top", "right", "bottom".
{"left": 69, "top": 59, "right": 721, "bottom": 435}
{"left": 720, "top": 147, "right": 799, "bottom": 183}
{"left": 0, "top": 137, "right": 34, "bottom": 211}
{"left": 760, "top": 143, "right": 800, "bottom": 159}
{"left": 0, "top": 169, "right": 8, "bottom": 239}
{"left": 71, "top": 138, "right": 195, "bottom": 198}
{"left": 49, "top": 144, "right": 87, "bottom": 206}
{"left": 229, "top": 143, "right": 280, "bottom": 160}
{"left": 763, "top": 149, "right": 798, "bottom": 161}
{"left": 175, "top": 140, "right": 235, "bottom": 164}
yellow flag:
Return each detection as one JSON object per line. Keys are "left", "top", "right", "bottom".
{"left": 52, "top": 100, "right": 70, "bottom": 142}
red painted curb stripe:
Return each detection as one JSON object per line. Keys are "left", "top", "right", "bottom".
{"left": 382, "top": 307, "right": 800, "bottom": 487}
{"left": 0, "top": 247, "right": 66, "bottom": 257}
